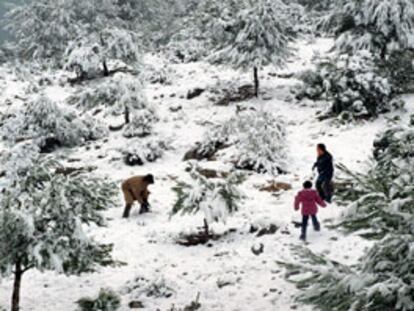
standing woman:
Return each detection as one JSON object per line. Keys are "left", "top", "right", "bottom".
{"left": 313, "top": 144, "right": 334, "bottom": 203}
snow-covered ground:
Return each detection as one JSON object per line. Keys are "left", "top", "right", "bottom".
{"left": 0, "top": 39, "right": 413, "bottom": 310}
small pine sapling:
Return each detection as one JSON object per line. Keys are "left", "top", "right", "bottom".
{"left": 171, "top": 165, "right": 244, "bottom": 236}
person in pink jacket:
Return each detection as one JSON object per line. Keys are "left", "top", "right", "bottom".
{"left": 294, "top": 180, "right": 327, "bottom": 241}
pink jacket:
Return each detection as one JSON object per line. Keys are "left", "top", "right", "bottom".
{"left": 294, "top": 189, "right": 326, "bottom": 215}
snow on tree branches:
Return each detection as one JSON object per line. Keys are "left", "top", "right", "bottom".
{"left": 187, "top": 110, "right": 288, "bottom": 175}
{"left": 65, "top": 28, "right": 141, "bottom": 78}
{"left": 5, "top": 0, "right": 142, "bottom": 74}
{"left": 171, "top": 164, "right": 245, "bottom": 235}
{"left": 1, "top": 95, "right": 107, "bottom": 152}
{"left": 325, "top": 0, "right": 414, "bottom": 58}
{"left": 68, "top": 74, "right": 158, "bottom": 137}
{"left": 5, "top": 0, "right": 81, "bottom": 63}
{"left": 295, "top": 51, "right": 404, "bottom": 119}
{"left": 121, "top": 137, "right": 169, "bottom": 166}
{"left": 208, "top": 0, "right": 294, "bottom": 96}
{"left": 68, "top": 75, "right": 151, "bottom": 120}
{"left": 0, "top": 143, "right": 119, "bottom": 311}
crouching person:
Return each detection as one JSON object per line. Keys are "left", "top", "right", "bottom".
{"left": 294, "top": 180, "right": 326, "bottom": 241}
{"left": 121, "top": 174, "right": 154, "bottom": 218}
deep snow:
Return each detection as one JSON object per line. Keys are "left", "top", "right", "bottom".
{"left": 0, "top": 39, "right": 413, "bottom": 311}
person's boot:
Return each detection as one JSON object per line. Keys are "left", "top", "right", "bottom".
{"left": 122, "top": 204, "right": 132, "bottom": 218}
{"left": 300, "top": 216, "right": 308, "bottom": 241}
{"left": 312, "top": 216, "right": 321, "bottom": 231}
{"left": 139, "top": 202, "right": 150, "bottom": 214}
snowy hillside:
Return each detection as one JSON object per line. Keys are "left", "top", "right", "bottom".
{"left": 1, "top": 37, "right": 412, "bottom": 310}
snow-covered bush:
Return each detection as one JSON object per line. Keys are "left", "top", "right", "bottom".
{"left": 77, "top": 288, "right": 121, "bottom": 311}
{"left": 280, "top": 120, "right": 414, "bottom": 311}
{"left": 68, "top": 75, "right": 147, "bottom": 114}
{"left": 123, "top": 276, "right": 175, "bottom": 300}
{"left": 164, "top": 37, "right": 208, "bottom": 64}
{"left": 171, "top": 165, "right": 244, "bottom": 234}
{"left": 295, "top": 51, "right": 403, "bottom": 119}
{"left": 1, "top": 95, "right": 107, "bottom": 152}
{"left": 142, "top": 59, "right": 175, "bottom": 85}
{"left": 122, "top": 109, "right": 158, "bottom": 138}
{"left": 0, "top": 144, "right": 118, "bottom": 311}
{"left": 122, "top": 138, "right": 169, "bottom": 166}
{"left": 189, "top": 110, "right": 288, "bottom": 175}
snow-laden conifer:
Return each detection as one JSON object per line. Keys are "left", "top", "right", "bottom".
{"left": 0, "top": 143, "right": 118, "bottom": 311}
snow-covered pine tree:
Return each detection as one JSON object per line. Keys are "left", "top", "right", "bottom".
{"left": 164, "top": 0, "right": 243, "bottom": 63}
{"left": 325, "top": 0, "right": 414, "bottom": 59}
{"left": 279, "top": 118, "right": 414, "bottom": 311}
{"left": 209, "top": 0, "right": 294, "bottom": 97}
{"left": 4, "top": 0, "right": 81, "bottom": 65}
{"left": 0, "top": 143, "right": 118, "bottom": 311}
{"left": 188, "top": 110, "right": 288, "bottom": 175}
{"left": 171, "top": 165, "right": 244, "bottom": 235}
{"left": 122, "top": 137, "right": 168, "bottom": 166}
{"left": 5, "top": 0, "right": 141, "bottom": 74}
{"left": 1, "top": 95, "right": 107, "bottom": 152}
{"left": 115, "top": 0, "right": 179, "bottom": 49}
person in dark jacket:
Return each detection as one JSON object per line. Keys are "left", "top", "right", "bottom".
{"left": 121, "top": 174, "right": 154, "bottom": 218}
{"left": 313, "top": 143, "right": 334, "bottom": 203}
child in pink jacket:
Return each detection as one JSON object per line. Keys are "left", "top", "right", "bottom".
{"left": 294, "top": 180, "right": 327, "bottom": 241}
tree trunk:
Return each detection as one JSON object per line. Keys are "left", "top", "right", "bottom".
{"left": 102, "top": 60, "right": 109, "bottom": 77}
{"left": 253, "top": 67, "right": 259, "bottom": 97}
{"left": 11, "top": 260, "right": 23, "bottom": 311}
{"left": 203, "top": 218, "right": 209, "bottom": 237}
{"left": 124, "top": 105, "right": 130, "bottom": 124}
{"left": 380, "top": 45, "right": 387, "bottom": 61}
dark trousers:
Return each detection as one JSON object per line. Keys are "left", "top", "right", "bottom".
{"left": 301, "top": 215, "right": 320, "bottom": 238}
{"left": 316, "top": 178, "right": 333, "bottom": 203}
{"left": 122, "top": 201, "right": 150, "bottom": 218}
